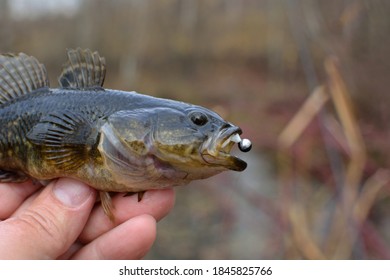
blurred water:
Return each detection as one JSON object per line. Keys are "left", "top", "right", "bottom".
{"left": 147, "top": 151, "right": 280, "bottom": 259}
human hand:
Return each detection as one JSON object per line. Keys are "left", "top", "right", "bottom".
{"left": 0, "top": 178, "right": 175, "bottom": 259}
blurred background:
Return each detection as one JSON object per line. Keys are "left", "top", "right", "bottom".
{"left": 1, "top": 0, "right": 390, "bottom": 259}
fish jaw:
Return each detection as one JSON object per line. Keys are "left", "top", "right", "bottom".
{"left": 200, "top": 126, "right": 247, "bottom": 171}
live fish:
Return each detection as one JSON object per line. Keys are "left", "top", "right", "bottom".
{"left": 0, "top": 48, "right": 251, "bottom": 219}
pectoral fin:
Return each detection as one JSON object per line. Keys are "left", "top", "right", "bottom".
{"left": 27, "top": 110, "right": 100, "bottom": 171}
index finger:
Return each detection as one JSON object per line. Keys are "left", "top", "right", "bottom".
{"left": 0, "top": 180, "right": 42, "bottom": 219}
{"left": 79, "top": 189, "right": 175, "bottom": 243}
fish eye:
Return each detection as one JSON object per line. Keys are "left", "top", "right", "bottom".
{"left": 189, "top": 112, "right": 208, "bottom": 126}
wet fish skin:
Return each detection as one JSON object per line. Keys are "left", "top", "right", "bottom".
{"left": 0, "top": 48, "right": 249, "bottom": 219}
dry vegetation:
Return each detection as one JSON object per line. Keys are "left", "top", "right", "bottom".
{"left": 1, "top": 0, "right": 390, "bottom": 259}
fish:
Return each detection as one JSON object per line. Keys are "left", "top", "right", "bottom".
{"left": 0, "top": 48, "right": 251, "bottom": 220}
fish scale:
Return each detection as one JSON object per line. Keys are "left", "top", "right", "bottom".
{"left": 0, "top": 48, "right": 251, "bottom": 220}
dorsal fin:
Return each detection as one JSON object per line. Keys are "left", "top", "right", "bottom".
{"left": 58, "top": 48, "right": 106, "bottom": 89}
{"left": 0, "top": 52, "right": 49, "bottom": 105}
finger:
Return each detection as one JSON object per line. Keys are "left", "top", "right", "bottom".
{"left": 72, "top": 214, "right": 156, "bottom": 260}
{"left": 58, "top": 243, "right": 83, "bottom": 260}
{"left": 0, "top": 180, "right": 42, "bottom": 219}
{"left": 79, "top": 189, "right": 175, "bottom": 243}
{"left": 9, "top": 191, "right": 42, "bottom": 218}
{"left": 0, "top": 178, "right": 96, "bottom": 259}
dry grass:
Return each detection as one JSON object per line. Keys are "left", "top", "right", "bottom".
{"left": 277, "top": 56, "right": 390, "bottom": 259}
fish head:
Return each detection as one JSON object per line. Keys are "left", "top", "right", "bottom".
{"left": 99, "top": 105, "right": 247, "bottom": 187}
{"left": 153, "top": 106, "right": 247, "bottom": 174}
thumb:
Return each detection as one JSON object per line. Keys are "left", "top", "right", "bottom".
{"left": 0, "top": 178, "right": 96, "bottom": 259}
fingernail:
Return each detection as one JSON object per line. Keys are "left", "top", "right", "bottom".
{"left": 53, "top": 178, "right": 93, "bottom": 207}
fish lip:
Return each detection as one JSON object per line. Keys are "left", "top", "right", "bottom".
{"left": 201, "top": 125, "right": 247, "bottom": 171}
{"left": 220, "top": 125, "right": 243, "bottom": 141}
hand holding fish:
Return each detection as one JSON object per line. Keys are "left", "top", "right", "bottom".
{"left": 0, "top": 48, "right": 250, "bottom": 258}
{"left": 0, "top": 178, "right": 175, "bottom": 259}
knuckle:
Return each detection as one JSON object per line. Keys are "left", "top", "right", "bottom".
{"left": 18, "top": 207, "right": 67, "bottom": 255}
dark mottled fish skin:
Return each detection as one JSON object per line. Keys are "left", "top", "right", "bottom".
{"left": 0, "top": 88, "right": 176, "bottom": 171}
{"left": 0, "top": 48, "right": 249, "bottom": 219}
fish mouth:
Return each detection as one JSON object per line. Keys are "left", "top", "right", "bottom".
{"left": 201, "top": 126, "right": 247, "bottom": 171}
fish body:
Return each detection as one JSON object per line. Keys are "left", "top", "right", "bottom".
{"left": 0, "top": 49, "right": 249, "bottom": 218}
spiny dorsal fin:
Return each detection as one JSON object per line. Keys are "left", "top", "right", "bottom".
{"left": 0, "top": 52, "right": 49, "bottom": 105}
{"left": 58, "top": 48, "right": 106, "bottom": 89}
{"left": 27, "top": 110, "right": 100, "bottom": 171}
